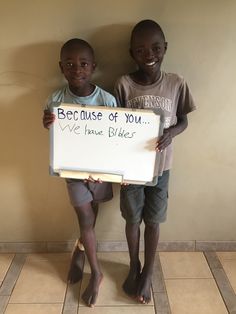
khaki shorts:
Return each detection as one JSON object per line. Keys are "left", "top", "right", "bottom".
{"left": 120, "top": 170, "right": 170, "bottom": 225}
{"left": 66, "top": 179, "right": 113, "bottom": 207}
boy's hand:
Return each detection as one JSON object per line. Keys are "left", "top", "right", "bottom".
{"left": 43, "top": 109, "right": 55, "bottom": 129}
{"left": 156, "top": 115, "right": 188, "bottom": 152}
{"left": 84, "top": 175, "right": 103, "bottom": 184}
{"left": 156, "top": 129, "right": 173, "bottom": 152}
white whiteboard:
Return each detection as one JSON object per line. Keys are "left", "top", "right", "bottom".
{"left": 50, "top": 103, "right": 162, "bottom": 185}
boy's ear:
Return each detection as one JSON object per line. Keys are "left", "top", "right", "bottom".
{"left": 59, "top": 61, "right": 64, "bottom": 73}
{"left": 92, "top": 62, "right": 97, "bottom": 71}
{"left": 129, "top": 48, "right": 134, "bottom": 59}
{"left": 164, "top": 42, "right": 168, "bottom": 53}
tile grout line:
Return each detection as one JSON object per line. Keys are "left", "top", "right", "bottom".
{"left": 62, "top": 253, "right": 85, "bottom": 314}
{"left": 152, "top": 253, "right": 171, "bottom": 314}
{"left": 0, "top": 254, "right": 27, "bottom": 314}
{"left": 0, "top": 296, "right": 10, "bottom": 314}
{"left": 0, "top": 254, "right": 27, "bottom": 295}
{"left": 62, "top": 283, "right": 80, "bottom": 314}
{"left": 204, "top": 252, "right": 236, "bottom": 314}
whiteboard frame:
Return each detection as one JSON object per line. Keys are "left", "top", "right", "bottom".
{"left": 49, "top": 103, "right": 163, "bottom": 186}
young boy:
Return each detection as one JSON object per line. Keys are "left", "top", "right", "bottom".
{"left": 114, "top": 20, "right": 196, "bottom": 304}
{"left": 43, "top": 38, "right": 116, "bottom": 307}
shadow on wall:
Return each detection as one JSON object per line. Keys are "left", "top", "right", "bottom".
{"left": 89, "top": 23, "right": 136, "bottom": 92}
{"left": 0, "top": 41, "right": 74, "bottom": 242}
{"left": 0, "top": 25, "right": 135, "bottom": 241}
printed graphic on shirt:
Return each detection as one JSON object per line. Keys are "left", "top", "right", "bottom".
{"left": 127, "top": 95, "right": 172, "bottom": 128}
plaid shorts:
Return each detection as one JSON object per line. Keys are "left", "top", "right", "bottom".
{"left": 120, "top": 170, "right": 170, "bottom": 224}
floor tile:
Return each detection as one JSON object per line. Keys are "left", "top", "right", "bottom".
{"left": 5, "top": 303, "right": 63, "bottom": 314}
{"left": 0, "top": 254, "right": 14, "bottom": 281}
{"left": 79, "top": 306, "right": 155, "bottom": 314}
{"left": 9, "top": 253, "right": 69, "bottom": 303}
{"left": 1, "top": 250, "right": 235, "bottom": 314}
{"left": 26, "top": 253, "right": 70, "bottom": 261}
{"left": 217, "top": 252, "right": 236, "bottom": 261}
{"left": 159, "top": 252, "right": 212, "bottom": 279}
{"left": 165, "top": 278, "right": 228, "bottom": 314}
{"left": 205, "top": 252, "right": 236, "bottom": 313}
{"left": 217, "top": 252, "right": 236, "bottom": 293}
{"left": 79, "top": 252, "right": 153, "bottom": 306}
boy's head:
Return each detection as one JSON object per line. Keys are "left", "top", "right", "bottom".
{"left": 59, "top": 38, "right": 96, "bottom": 95}
{"left": 130, "top": 20, "right": 167, "bottom": 79}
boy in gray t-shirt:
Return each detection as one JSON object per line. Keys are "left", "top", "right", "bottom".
{"left": 114, "top": 20, "right": 196, "bottom": 304}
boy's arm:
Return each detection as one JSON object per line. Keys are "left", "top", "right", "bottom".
{"left": 156, "top": 78, "right": 195, "bottom": 152}
{"left": 42, "top": 109, "right": 55, "bottom": 129}
{"left": 156, "top": 114, "right": 188, "bottom": 152}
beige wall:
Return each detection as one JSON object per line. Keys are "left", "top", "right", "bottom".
{"left": 0, "top": 0, "right": 235, "bottom": 242}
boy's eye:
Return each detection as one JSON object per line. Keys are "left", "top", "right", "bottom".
{"left": 62, "top": 61, "right": 90, "bottom": 69}
{"left": 65, "top": 62, "right": 74, "bottom": 68}
{"left": 81, "top": 62, "right": 89, "bottom": 68}
{"left": 152, "top": 46, "right": 161, "bottom": 53}
{"left": 135, "top": 48, "right": 144, "bottom": 55}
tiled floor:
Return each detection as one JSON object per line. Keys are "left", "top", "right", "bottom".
{"left": 0, "top": 251, "right": 236, "bottom": 313}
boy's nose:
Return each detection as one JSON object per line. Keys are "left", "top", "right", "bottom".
{"left": 71, "top": 64, "right": 83, "bottom": 72}
{"left": 144, "top": 49, "right": 155, "bottom": 60}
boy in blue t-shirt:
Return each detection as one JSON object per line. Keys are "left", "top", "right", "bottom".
{"left": 43, "top": 38, "right": 116, "bottom": 307}
{"left": 114, "top": 20, "right": 196, "bottom": 304}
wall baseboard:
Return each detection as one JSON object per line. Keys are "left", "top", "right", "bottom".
{"left": 0, "top": 240, "right": 236, "bottom": 253}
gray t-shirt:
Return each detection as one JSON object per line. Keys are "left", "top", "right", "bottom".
{"left": 114, "top": 71, "right": 196, "bottom": 175}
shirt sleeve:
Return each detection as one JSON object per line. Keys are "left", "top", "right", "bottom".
{"left": 102, "top": 92, "right": 117, "bottom": 107}
{"left": 114, "top": 78, "right": 125, "bottom": 108}
{"left": 44, "top": 88, "right": 65, "bottom": 111}
{"left": 44, "top": 95, "right": 53, "bottom": 110}
{"left": 177, "top": 80, "right": 196, "bottom": 116}
{"left": 110, "top": 95, "right": 118, "bottom": 107}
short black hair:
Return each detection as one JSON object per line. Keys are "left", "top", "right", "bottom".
{"left": 131, "top": 19, "right": 166, "bottom": 43}
{"left": 60, "top": 38, "right": 94, "bottom": 59}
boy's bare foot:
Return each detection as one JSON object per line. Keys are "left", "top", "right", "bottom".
{"left": 122, "top": 261, "right": 141, "bottom": 296}
{"left": 82, "top": 272, "right": 103, "bottom": 307}
{"left": 136, "top": 272, "right": 152, "bottom": 304}
{"left": 67, "top": 241, "right": 85, "bottom": 284}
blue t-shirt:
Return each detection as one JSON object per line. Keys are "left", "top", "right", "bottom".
{"left": 46, "top": 84, "right": 117, "bottom": 108}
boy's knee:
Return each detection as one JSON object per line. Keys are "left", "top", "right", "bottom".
{"left": 126, "top": 221, "right": 141, "bottom": 228}
{"left": 74, "top": 206, "right": 95, "bottom": 228}
{"left": 144, "top": 221, "right": 160, "bottom": 230}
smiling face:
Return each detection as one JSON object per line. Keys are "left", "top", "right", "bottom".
{"left": 59, "top": 41, "right": 96, "bottom": 96}
{"left": 130, "top": 24, "right": 167, "bottom": 85}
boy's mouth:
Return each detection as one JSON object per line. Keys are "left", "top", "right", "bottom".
{"left": 145, "top": 60, "right": 159, "bottom": 67}
{"left": 71, "top": 76, "right": 85, "bottom": 81}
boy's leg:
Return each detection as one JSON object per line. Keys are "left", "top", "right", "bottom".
{"left": 120, "top": 184, "right": 144, "bottom": 296}
{"left": 67, "top": 238, "right": 85, "bottom": 284}
{"left": 75, "top": 202, "right": 102, "bottom": 307}
{"left": 137, "top": 171, "right": 169, "bottom": 303}
{"left": 137, "top": 223, "right": 159, "bottom": 304}
{"left": 68, "top": 202, "right": 99, "bottom": 285}
{"left": 123, "top": 221, "right": 142, "bottom": 296}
